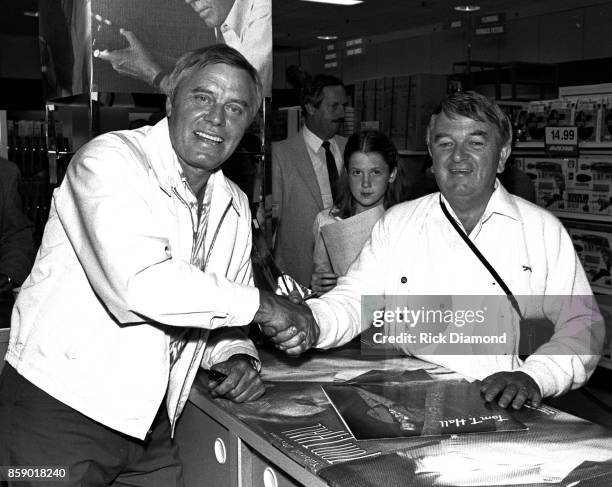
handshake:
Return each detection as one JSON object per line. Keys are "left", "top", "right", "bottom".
{"left": 254, "top": 290, "right": 320, "bottom": 356}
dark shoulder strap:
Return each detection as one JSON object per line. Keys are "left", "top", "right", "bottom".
{"left": 439, "top": 198, "right": 524, "bottom": 320}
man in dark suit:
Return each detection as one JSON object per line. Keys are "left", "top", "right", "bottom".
{"left": 272, "top": 74, "right": 348, "bottom": 287}
{"left": 0, "top": 157, "right": 34, "bottom": 328}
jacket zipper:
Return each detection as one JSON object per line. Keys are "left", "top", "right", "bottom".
{"left": 170, "top": 191, "right": 234, "bottom": 433}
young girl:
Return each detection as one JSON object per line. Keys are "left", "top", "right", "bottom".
{"left": 311, "top": 130, "right": 399, "bottom": 294}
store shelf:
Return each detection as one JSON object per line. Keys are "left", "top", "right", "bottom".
{"left": 556, "top": 212, "right": 612, "bottom": 224}
{"left": 592, "top": 285, "right": 612, "bottom": 295}
{"left": 515, "top": 141, "right": 547, "bottom": 149}
{"left": 515, "top": 141, "right": 612, "bottom": 150}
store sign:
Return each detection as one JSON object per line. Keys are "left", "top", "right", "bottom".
{"left": 478, "top": 13, "right": 505, "bottom": 25}
{"left": 445, "top": 19, "right": 463, "bottom": 30}
{"left": 545, "top": 126, "right": 579, "bottom": 156}
{"left": 345, "top": 37, "right": 363, "bottom": 48}
{"left": 474, "top": 12, "right": 505, "bottom": 36}
{"left": 474, "top": 25, "right": 505, "bottom": 36}
{"left": 344, "top": 37, "right": 365, "bottom": 56}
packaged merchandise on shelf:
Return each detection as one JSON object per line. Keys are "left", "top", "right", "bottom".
{"left": 600, "top": 96, "right": 612, "bottom": 143}
{"left": 517, "top": 156, "right": 572, "bottom": 211}
{"left": 547, "top": 100, "right": 573, "bottom": 127}
{"left": 9, "top": 119, "right": 48, "bottom": 180}
{"left": 353, "top": 74, "right": 447, "bottom": 150}
{"left": 564, "top": 155, "right": 612, "bottom": 217}
{"left": 342, "top": 106, "right": 356, "bottom": 137}
{"left": 568, "top": 222, "right": 612, "bottom": 362}
{"left": 380, "top": 77, "right": 394, "bottom": 136}
{"left": 519, "top": 154, "right": 612, "bottom": 218}
{"left": 596, "top": 295, "right": 612, "bottom": 362}
{"left": 512, "top": 106, "right": 530, "bottom": 142}
{"left": 572, "top": 99, "right": 598, "bottom": 143}
{"left": 566, "top": 221, "right": 612, "bottom": 291}
{"left": 355, "top": 78, "right": 386, "bottom": 135}
{"left": 389, "top": 76, "right": 410, "bottom": 150}
{"left": 524, "top": 101, "right": 549, "bottom": 142}
{"left": 363, "top": 78, "right": 378, "bottom": 125}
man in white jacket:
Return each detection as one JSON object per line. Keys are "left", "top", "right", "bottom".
{"left": 272, "top": 91, "right": 605, "bottom": 411}
{"left": 0, "top": 45, "right": 315, "bottom": 487}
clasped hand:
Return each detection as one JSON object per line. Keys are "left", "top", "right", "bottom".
{"left": 255, "top": 291, "right": 319, "bottom": 356}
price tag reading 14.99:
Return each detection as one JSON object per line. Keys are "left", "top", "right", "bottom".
{"left": 544, "top": 126, "right": 578, "bottom": 145}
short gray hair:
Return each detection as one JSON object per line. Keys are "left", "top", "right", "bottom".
{"left": 166, "top": 44, "right": 263, "bottom": 118}
{"left": 426, "top": 91, "right": 512, "bottom": 148}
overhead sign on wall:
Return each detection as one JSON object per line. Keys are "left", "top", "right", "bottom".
{"left": 38, "top": 0, "right": 273, "bottom": 99}
{"left": 474, "top": 12, "right": 505, "bottom": 36}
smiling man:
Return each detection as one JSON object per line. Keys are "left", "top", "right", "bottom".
{"left": 0, "top": 45, "right": 316, "bottom": 486}
{"left": 272, "top": 91, "right": 605, "bottom": 413}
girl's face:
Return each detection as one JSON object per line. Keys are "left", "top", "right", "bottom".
{"left": 348, "top": 151, "right": 397, "bottom": 214}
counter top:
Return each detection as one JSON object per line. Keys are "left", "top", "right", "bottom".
{"left": 185, "top": 342, "right": 612, "bottom": 486}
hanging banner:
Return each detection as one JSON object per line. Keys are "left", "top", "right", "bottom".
{"left": 39, "top": 0, "right": 272, "bottom": 99}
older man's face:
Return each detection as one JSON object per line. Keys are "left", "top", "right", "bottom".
{"left": 186, "top": 0, "right": 235, "bottom": 28}
{"left": 428, "top": 112, "right": 509, "bottom": 209}
{"left": 305, "top": 85, "right": 347, "bottom": 141}
{"left": 166, "top": 62, "right": 257, "bottom": 178}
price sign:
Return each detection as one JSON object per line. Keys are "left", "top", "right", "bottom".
{"left": 544, "top": 126, "right": 578, "bottom": 156}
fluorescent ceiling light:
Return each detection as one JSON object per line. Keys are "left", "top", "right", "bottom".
{"left": 300, "top": 0, "right": 363, "bottom": 5}
{"left": 317, "top": 35, "right": 339, "bottom": 40}
{"left": 454, "top": 5, "right": 480, "bottom": 11}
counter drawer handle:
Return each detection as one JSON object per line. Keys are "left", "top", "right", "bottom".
{"left": 263, "top": 466, "right": 278, "bottom": 487}
{"left": 213, "top": 438, "right": 226, "bottom": 464}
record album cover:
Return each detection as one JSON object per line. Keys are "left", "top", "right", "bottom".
{"left": 322, "top": 379, "right": 527, "bottom": 440}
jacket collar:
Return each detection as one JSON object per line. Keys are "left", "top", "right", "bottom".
{"left": 145, "top": 118, "right": 241, "bottom": 215}
{"left": 222, "top": 0, "right": 249, "bottom": 38}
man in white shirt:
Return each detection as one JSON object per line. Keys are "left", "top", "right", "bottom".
{"left": 267, "top": 91, "right": 605, "bottom": 410}
{"left": 0, "top": 45, "right": 315, "bottom": 487}
{"left": 272, "top": 74, "right": 349, "bottom": 287}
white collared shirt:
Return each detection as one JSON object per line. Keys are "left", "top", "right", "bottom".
{"left": 302, "top": 125, "right": 344, "bottom": 209}
{"left": 309, "top": 182, "right": 605, "bottom": 398}
{"left": 217, "top": 0, "right": 272, "bottom": 95}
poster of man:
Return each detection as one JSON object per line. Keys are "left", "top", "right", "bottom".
{"left": 39, "top": 0, "right": 272, "bottom": 99}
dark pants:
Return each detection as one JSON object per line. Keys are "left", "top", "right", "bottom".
{"left": 0, "top": 364, "right": 184, "bottom": 487}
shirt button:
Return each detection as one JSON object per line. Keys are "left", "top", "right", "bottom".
{"left": 401, "top": 276, "right": 407, "bottom": 284}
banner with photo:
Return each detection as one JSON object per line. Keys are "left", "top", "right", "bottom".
{"left": 39, "top": 0, "right": 272, "bottom": 99}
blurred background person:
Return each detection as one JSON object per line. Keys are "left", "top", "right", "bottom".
{"left": 0, "top": 157, "right": 35, "bottom": 328}
{"left": 272, "top": 74, "right": 348, "bottom": 288}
